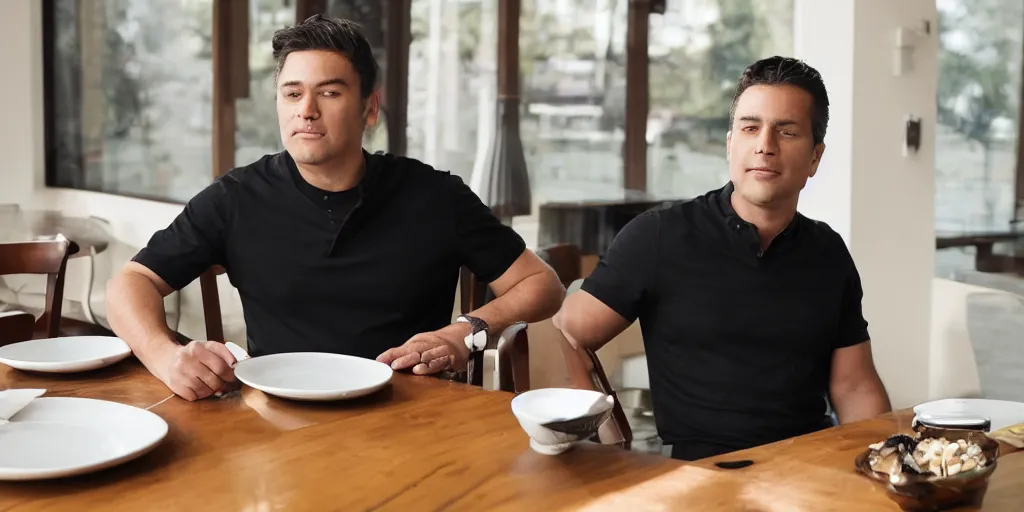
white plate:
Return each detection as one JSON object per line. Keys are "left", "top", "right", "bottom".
{"left": 0, "top": 336, "right": 132, "bottom": 373}
{"left": 233, "top": 352, "right": 394, "bottom": 401}
{"left": 0, "top": 397, "right": 169, "bottom": 480}
{"left": 914, "top": 398, "right": 1024, "bottom": 432}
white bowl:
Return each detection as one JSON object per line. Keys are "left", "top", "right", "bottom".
{"left": 510, "top": 388, "right": 615, "bottom": 455}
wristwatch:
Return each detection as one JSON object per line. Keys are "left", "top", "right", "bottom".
{"left": 455, "top": 314, "right": 489, "bottom": 353}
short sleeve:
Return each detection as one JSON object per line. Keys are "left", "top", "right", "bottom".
{"left": 131, "top": 178, "right": 234, "bottom": 290}
{"left": 580, "top": 211, "right": 660, "bottom": 323}
{"left": 450, "top": 175, "right": 526, "bottom": 283}
{"left": 835, "top": 244, "right": 870, "bottom": 349}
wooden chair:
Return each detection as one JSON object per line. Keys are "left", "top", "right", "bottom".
{"left": 0, "top": 236, "right": 76, "bottom": 340}
{"left": 492, "top": 320, "right": 633, "bottom": 449}
{"left": 199, "top": 266, "right": 226, "bottom": 342}
{"left": 463, "top": 244, "right": 583, "bottom": 390}
{"left": 495, "top": 321, "right": 530, "bottom": 392}
{"left": 164, "top": 266, "right": 225, "bottom": 345}
{"left": 484, "top": 244, "right": 584, "bottom": 392}
{"left": 465, "top": 243, "right": 632, "bottom": 448}
{"left": 462, "top": 243, "right": 584, "bottom": 383}
{"left": 581, "top": 346, "right": 633, "bottom": 449}
{"left": 0, "top": 311, "right": 36, "bottom": 347}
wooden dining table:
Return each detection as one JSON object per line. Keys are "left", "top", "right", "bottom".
{"left": 1, "top": 359, "right": 1022, "bottom": 511}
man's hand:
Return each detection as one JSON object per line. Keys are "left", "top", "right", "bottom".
{"left": 376, "top": 324, "right": 471, "bottom": 375}
{"left": 152, "top": 340, "right": 237, "bottom": 401}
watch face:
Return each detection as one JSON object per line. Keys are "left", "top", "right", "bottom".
{"left": 467, "top": 330, "right": 487, "bottom": 351}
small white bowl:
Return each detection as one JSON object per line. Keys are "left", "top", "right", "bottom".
{"left": 510, "top": 388, "right": 615, "bottom": 455}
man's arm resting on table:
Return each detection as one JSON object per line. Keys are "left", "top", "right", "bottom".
{"left": 107, "top": 262, "right": 236, "bottom": 400}
{"left": 829, "top": 340, "right": 892, "bottom": 424}
{"left": 378, "top": 249, "right": 564, "bottom": 374}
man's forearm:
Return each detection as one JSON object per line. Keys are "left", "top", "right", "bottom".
{"left": 833, "top": 377, "right": 892, "bottom": 424}
{"left": 469, "top": 271, "right": 564, "bottom": 334}
{"left": 106, "top": 271, "right": 179, "bottom": 372}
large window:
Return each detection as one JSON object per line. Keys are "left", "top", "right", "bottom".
{"left": 405, "top": 0, "right": 492, "bottom": 182}
{"left": 45, "top": 0, "right": 304, "bottom": 203}
{"left": 44, "top": 0, "right": 796, "bottom": 208}
{"left": 934, "top": 0, "right": 1024, "bottom": 276}
{"left": 326, "top": 0, "right": 390, "bottom": 154}
{"left": 47, "top": 0, "right": 214, "bottom": 203}
{"left": 405, "top": 0, "right": 629, "bottom": 203}
{"left": 646, "top": 0, "right": 793, "bottom": 199}
{"left": 235, "top": 0, "right": 295, "bottom": 166}
{"left": 935, "top": 0, "right": 1023, "bottom": 232}
{"left": 519, "top": 0, "right": 628, "bottom": 202}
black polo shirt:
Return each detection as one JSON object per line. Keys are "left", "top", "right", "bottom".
{"left": 581, "top": 182, "right": 869, "bottom": 460}
{"left": 133, "top": 150, "right": 525, "bottom": 359}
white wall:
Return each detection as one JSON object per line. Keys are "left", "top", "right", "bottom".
{"left": 1, "top": 1, "right": 44, "bottom": 205}
{"left": 795, "top": 0, "right": 938, "bottom": 409}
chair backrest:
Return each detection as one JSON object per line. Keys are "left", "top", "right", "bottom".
{"left": 459, "top": 266, "right": 490, "bottom": 314}
{"left": 496, "top": 321, "right": 530, "bottom": 392}
{"left": 0, "top": 311, "right": 35, "bottom": 347}
{"left": 582, "top": 347, "right": 633, "bottom": 449}
{"left": 0, "top": 236, "right": 76, "bottom": 339}
{"left": 199, "top": 266, "right": 226, "bottom": 342}
{"left": 494, "top": 321, "right": 634, "bottom": 449}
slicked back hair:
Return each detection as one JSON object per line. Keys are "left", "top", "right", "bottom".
{"left": 272, "top": 14, "right": 378, "bottom": 98}
{"left": 730, "top": 56, "right": 829, "bottom": 145}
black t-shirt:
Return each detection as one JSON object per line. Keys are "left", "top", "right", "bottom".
{"left": 581, "top": 182, "right": 869, "bottom": 459}
{"left": 287, "top": 158, "right": 361, "bottom": 225}
{"left": 133, "top": 150, "right": 525, "bottom": 359}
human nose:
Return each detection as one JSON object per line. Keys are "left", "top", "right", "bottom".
{"left": 756, "top": 128, "right": 778, "bottom": 155}
{"left": 297, "top": 94, "right": 320, "bottom": 121}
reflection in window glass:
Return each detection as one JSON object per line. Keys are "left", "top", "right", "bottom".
{"left": 646, "top": 0, "right": 793, "bottom": 199}
{"left": 235, "top": 0, "right": 294, "bottom": 166}
{"left": 520, "top": 0, "right": 628, "bottom": 203}
{"left": 48, "top": 0, "right": 213, "bottom": 203}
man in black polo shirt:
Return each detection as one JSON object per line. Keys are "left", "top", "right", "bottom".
{"left": 553, "top": 56, "right": 892, "bottom": 461}
{"left": 106, "top": 15, "right": 564, "bottom": 401}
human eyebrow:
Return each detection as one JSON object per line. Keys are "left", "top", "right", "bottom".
{"left": 278, "top": 78, "right": 349, "bottom": 89}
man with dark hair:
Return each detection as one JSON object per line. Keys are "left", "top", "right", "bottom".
{"left": 107, "top": 15, "right": 564, "bottom": 401}
{"left": 553, "top": 56, "right": 891, "bottom": 461}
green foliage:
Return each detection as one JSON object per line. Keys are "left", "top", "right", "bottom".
{"left": 651, "top": 0, "right": 792, "bottom": 120}
{"left": 937, "top": 0, "right": 1023, "bottom": 147}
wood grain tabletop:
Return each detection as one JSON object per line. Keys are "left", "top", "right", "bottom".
{"left": 1, "top": 359, "right": 1021, "bottom": 511}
